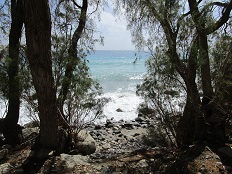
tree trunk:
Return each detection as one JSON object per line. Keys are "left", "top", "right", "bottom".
{"left": 176, "top": 78, "right": 201, "bottom": 147}
{"left": 3, "top": 0, "right": 23, "bottom": 146}
{"left": 176, "top": 35, "right": 202, "bottom": 147}
{"left": 23, "top": 0, "right": 58, "bottom": 149}
{"left": 58, "top": 0, "right": 88, "bottom": 116}
{"left": 199, "top": 33, "right": 214, "bottom": 99}
{"left": 188, "top": 0, "right": 214, "bottom": 97}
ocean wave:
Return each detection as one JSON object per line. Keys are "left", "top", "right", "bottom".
{"left": 99, "top": 91, "right": 143, "bottom": 122}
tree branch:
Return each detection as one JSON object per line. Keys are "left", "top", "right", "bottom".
{"left": 176, "top": 11, "right": 191, "bottom": 34}
{"left": 206, "top": 0, "right": 232, "bottom": 34}
{"left": 71, "top": 0, "right": 82, "bottom": 9}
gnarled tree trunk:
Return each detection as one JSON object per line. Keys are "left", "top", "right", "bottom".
{"left": 23, "top": 0, "right": 58, "bottom": 149}
{"left": 58, "top": 0, "right": 88, "bottom": 116}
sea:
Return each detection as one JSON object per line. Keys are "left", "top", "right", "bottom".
{"left": 87, "top": 50, "right": 150, "bottom": 122}
{"left": 0, "top": 50, "right": 150, "bottom": 124}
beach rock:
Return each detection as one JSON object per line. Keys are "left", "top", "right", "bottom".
{"left": 105, "top": 122, "right": 114, "bottom": 128}
{"left": 116, "top": 108, "right": 123, "bottom": 112}
{"left": 76, "top": 130, "right": 96, "bottom": 155}
{"left": 94, "top": 124, "right": 102, "bottom": 130}
{"left": 0, "top": 163, "right": 13, "bottom": 174}
{"left": 135, "top": 117, "right": 146, "bottom": 123}
{"left": 102, "top": 143, "right": 111, "bottom": 149}
{"left": 0, "top": 149, "right": 8, "bottom": 160}
{"left": 123, "top": 121, "right": 134, "bottom": 129}
{"left": 113, "top": 130, "right": 121, "bottom": 134}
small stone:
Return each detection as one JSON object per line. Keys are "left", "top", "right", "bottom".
{"left": 137, "top": 159, "right": 149, "bottom": 168}
{"left": 116, "top": 108, "right": 123, "bottom": 112}
{"left": 135, "top": 117, "right": 145, "bottom": 122}
{"left": 102, "top": 143, "right": 111, "bottom": 149}
{"left": 113, "top": 130, "right": 121, "bottom": 134}
{"left": 94, "top": 125, "right": 102, "bottom": 130}
{"left": 133, "top": 133, "right": 140, "bottom": 137}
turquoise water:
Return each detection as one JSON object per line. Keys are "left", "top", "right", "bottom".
{"left": 0, "top": 50, "right": 150, "bottom": 123}
{"left": 87, "top": 50, "right": 149, "bottom": 93}
{"left": 87, "top": 50, "right": 150, "bottom": 121}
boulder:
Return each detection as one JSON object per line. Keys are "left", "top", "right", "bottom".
{"left": 76, "top": 130, "right": 96, "bottom": 155}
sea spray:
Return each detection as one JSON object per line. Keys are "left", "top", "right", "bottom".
{"left": 88, "top": 50, "right": 149, "bottom": 121}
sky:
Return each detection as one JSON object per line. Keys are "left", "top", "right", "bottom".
{"left": 0, "top": 0, "right": 135, "bottom": 50}
{"left": 93, "top": 6, "right": 135, "bottom": 50}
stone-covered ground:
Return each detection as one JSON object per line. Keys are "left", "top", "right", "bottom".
{"left": 0, "top": 117, "right": 232, "bottom": 174}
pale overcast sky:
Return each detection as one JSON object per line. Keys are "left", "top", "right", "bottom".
{"left": 94, "top": 8, "right": 135, "bottom": 50}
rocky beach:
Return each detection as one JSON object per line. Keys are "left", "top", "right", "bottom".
{"left": 0, "top": 116, "right": 231, "bottom": 174}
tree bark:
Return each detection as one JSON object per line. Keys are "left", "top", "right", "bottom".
{"left": 58, "top": 0, "right": 88, "bottom": 116}
{"left": 176, "top": 36, "right": 201, "bottom": 147}
{"left": 23, "top": 0, "right": 58, "bottom": 149}
{"left": 188, "top": 0, "right": 214, "bottom": 100}
{"left": 3, "top": 0, "right": 23, "bottom": 146}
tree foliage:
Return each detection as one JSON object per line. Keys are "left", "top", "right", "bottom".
{"left": 0, "top": 0, "right": 105, "bottom": 149}
{"left": 117, "top": 0, "right": 232, "bottom": 147}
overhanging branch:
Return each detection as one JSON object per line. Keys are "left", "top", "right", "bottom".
{"left": 206, "top": 0, "right": 232, "bottom": 34}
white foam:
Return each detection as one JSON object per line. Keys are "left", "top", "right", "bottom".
{"left": 0, "top": 100, "right": 35, "bottom": 125}
{"left": 129, "top": 74, "right": 144, "bottom": 80}
{"left": 100, "top": 91, "right": 143, "bottom": 122}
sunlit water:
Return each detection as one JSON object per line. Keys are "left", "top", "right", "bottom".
{"left": 0, "top": 50, "right": 150, "bottom": 124}
{"left": 87, "top": 50, "right": 149, "bottom": 121}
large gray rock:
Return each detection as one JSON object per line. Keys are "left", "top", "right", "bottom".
{"left": 75, "top": 130, "right": 96, "bottom": 155}
{"left": 0, "top": 163, "right": 13, "bottom": 174}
